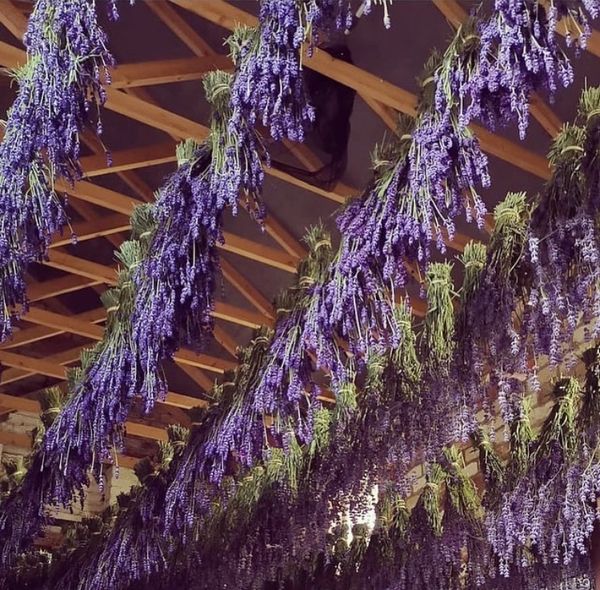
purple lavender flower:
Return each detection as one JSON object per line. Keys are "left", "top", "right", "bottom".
{"left": 0, "top": 0, "right": 119, "bottom": 341}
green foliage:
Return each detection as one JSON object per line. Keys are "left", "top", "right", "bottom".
{"left": 423, "top": 262, "right": 456, "bottom": 367}
{"left": 489, "top": 192, "right": 531, "bottom": 284}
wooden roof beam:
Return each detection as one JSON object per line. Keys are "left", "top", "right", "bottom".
{"left": 111, "top": 55, "right": 232, "bottom": 88}
{"left": 0, "top": 308, "right": 106, "bottom": 351}
{"left": 81, "top": 142, "right": 176, "bottom": 177}
{"left": 27, "top": 275, "right": 102, "bottom": 303}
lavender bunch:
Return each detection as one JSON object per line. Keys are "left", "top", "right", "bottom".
{"left": 163, "top": 331, "right": 273, "bottom": 541}
{"left": 361, "top": 0, "right": 393, "bottom": 29}
{"left": 131, "top": 143, "right": 219, "bottom": 406}
{"left": 228, "top": 0, "right": 352, "bottom": 143}
{"left": 0, "top": 387, "right": 78, "bottom": 568}
{"left": 43, "top": 237, "right": 148, "bottom": 475}
{"left": 472, "top": 1, "right": 583, "bottom": 138}
{"left": 64, "top": 427, "right": 189, "bottom": 590}
{"left": 0, "top": 235, "right": 159, "bottom": 568}
{"left": 244, "top": 227, "right": 348, "bottom": 447}
{"left": 300, "top": 226, "right": 349, "bottom": 392}
{"left": 486, "top": 378, "right": 583, "bottom": 575}
{"left": 458, "top": 192, "right": 533, "bottom": 420}
{"left": 332, "top": 55, "right": 489, "bottom": 346}
{"left": 0, "top": 0, "right": 120, "bottom": 341}
{"left": 435, "top": 3, "right": 599, "bottom": 139}
{"left": 163, "top": 231, "right": 347, "bottom": 542}
{"left": 228, "top": 3, "right": 313, "bottom": 143}
{"left": 525, "top": 89, "right": 600, "bottom": 368}
{"left": 205, "top": 71, "right": 267, "bottom": 219}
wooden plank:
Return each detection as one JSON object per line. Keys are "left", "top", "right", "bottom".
{"left": 0, "top": 361, "right": 207, "bottom": 414}
{"left": 46, "top": 250, "right": 116, "bottom": 283}
{"left": 0, "top": 308, "right": 106, "bottom": 350}
{"left": 261, "top": 214, "right": 307, "bottom": 259}
{"left": 212, "top": 301, "right": 270, "bottom": 330}
{"left": 1, "top": 345, "right": 82, "bottom": 385}
{"left": 0, "top": 350, "right": 66, "bottom": 380}
{"left": 212, "top": 325, "right": 239, "bottom": 358}
{"left": 81, "top": 142, "right": 176, "bottom": 177}
{"left": 56, "top": 182, "right": 300, "bottom": 274}
{"left": 221, "top": 232, "right": 299, "bottom": 273}
{"left": 111, "top": 55, "right": 232, "bottom": 88}
{"left": 0, "top": 1, "right": 26, "bottom": 41}
{"left": 51, "top": 215, "right": 130, "bottom": 248}
{"left": 147, "top": 0, "right": 216, "bottom": 56}
{"left": 28, "top": 276, "right": 101, "bottom": 302}
{"left": 106, "top": 88, "right": 209, "bottom": 140}
{"left": 24, "top": 307, "right": 103, "bottom": 341}
{"left": 220, "top": 258, "right": 275, "bottom": 320}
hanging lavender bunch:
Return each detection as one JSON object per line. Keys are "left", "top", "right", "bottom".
{"left": 472, "top": 1, "right": 585, "bottom": 138}
{"left": 452, "top": 242, "right": 490, "bottom": 434}
{"left": 164, "top": 231, "right": 349, "bottom": 541}
{"left": 163, "top": 331, "right": 273, "bottom": 541}
{"left": 131, "top": 72, "right": 263, "bottom": 398}
{"left": 130, "top": 143, "right": 218, "bottom": 403}
{"left": 43, "top": 237, "right": 150, "bottom": 476}
{"left": 205, "top": 71, "right": 267, "bottom": 219}
{"left": 527, "top": 132, "right": 590, "bottom": 360}
{"left": 487, "top": 378, "right": 583, "bottom": 575}
{"left": 351, "top": 492, "right": 410, "bottom": 589}
{"left": 0, "top": 0, "right": 120, "bottom": 342}
{"left": 69, "top": 428, "right": 189, "bottom": 590}
{"left": 0, "top": 236, "right": 158, "bottom": 568}
{"left": 228, "top": 0, "right": 352, "bottom": 144}
{"left": 0, "top": 387, "right": 76, "bottom": 568}
{"left": 334, "top": 60, "right": 488, "bottom": 297}
{"left": 300, "top": 226, "right": 349, "bottom": 393}
{"left": 228, "top": 5, "right": 314, "bottom": 143}
{"left": 247, "top": 241, "right": 328, "bottom": 444}
{"left": 458, "top": 192, "right": 533, "bottom": 421}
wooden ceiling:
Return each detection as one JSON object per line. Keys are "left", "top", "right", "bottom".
{"left": 0, "top": 0, "right": 598, "bottom": 466}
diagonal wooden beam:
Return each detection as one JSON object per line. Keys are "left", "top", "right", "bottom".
{"left": 0, "top": 308, "right": 106, "bottom": 350}
{"left": 147, "top": 0, "right": 216, "bottom": 56}
{"left": 1, "top": 345, "right": 83, "bottom": 385}
{"left": 220, "top": 258, "right": 274, "bottom": 320}
{"left": 212, "top": 325, "right": 239, "bottom": 359}
{"left": 111, "top": 55, "right": 232, "bottom": 88}
{"left": 81, "top": 142, "right": 176, "bottom": 177}
{"left": 51, "top": 214, "right": 130, "bottom": 248}
{"left": 27, "top": 275, "right": 101, "bottom": 302}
